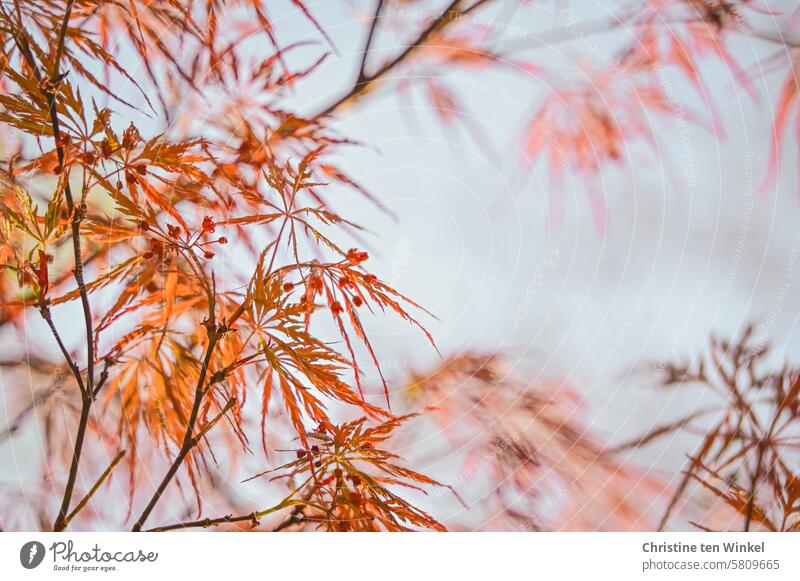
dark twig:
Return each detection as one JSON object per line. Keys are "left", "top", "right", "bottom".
{"left": 147, "top": 512, "right": 261, "bottom": 532}
{"left": 8, "top": 0, "right": 102, "bottom": 532}
{"left": 132, "top": 286, "right": 227, "bottom": 531}
{"left": 316, "top": 0, "right": 644, "bottom": 119}
{"left": 131, "top": 333, "right": 220, "bottom": 531}
{"left": 146, "top": 478, "right": 312, "bottom": 532}
{"left": 273, "top": 513, "right": 306, "bottom": 532}
{"left": 39, "top": 304, "right": 85, "bottom": 394}
{"left": 64, "top": 450, "right": 126, "bottom": 526}
{"left": 315, "top": 0, "right": 465, "bottom": 117}
{"left": 744, "top": 439, "right": 767, "bottom": 531}
{"left": 356, "top": 0, "right": 385, "bottom": 84}
{"left": 271, "top": 486, "right": 318, "bottom": 532}
{"left": 93, "top": 357, "right": 113, "bottom": 398}
{"left": 53, "top": 394, "right": 92, "bottom": 531}
{"left": 49, "top": 0, "right": 98, "bottom": 532}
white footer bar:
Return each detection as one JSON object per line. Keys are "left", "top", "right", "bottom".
{"left": 1, "top": 532, "right": 798, "bottom": 580}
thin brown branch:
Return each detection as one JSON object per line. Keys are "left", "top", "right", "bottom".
{"left": 52, "top": 0, "right": 73, "bottom": 78}
{"left": 657, "top": 422, "right": 722, "bottom": 531}
{"left": 194, "top": 397, "right": 237, "bottom": 443}
{"left": 356, "top": 0, "right": 385, "bottom": 84}
{"left": 46, "top": 0, "right": 96, "bottom": 397}
{"left": 131, "top": 337, "right": 219, "bottom": 531}
{"left": 53, "top": 394, "right": 91, "bottom": 531}
{"left": 10, "top": 0, "right": 101, "bottom": 532}
{"left": 271, "top": 485, "right": 318, "bottom": 532}
{"left": 744, "top": 439, "right": 766, "bottom": 531}
{"left": 146, "top": 498, "right": 294, "bottom": 532}
{"left": 146, "top": 478, "right": 312, "bottom": 532}
{"left": 64, "top": 449, "right": 126, "bottom": 526}
{"left": 315, "top": 0, "right": 465, "bottom": 117}
{"left": 146, "top": 497, "right": 303, "bottom": 532}
{"left": 93, "top": 357, "right": 113, "bottom": 398}
{"left": 10, "top": 1, "right": 95, "bottom": 397}
{"left": 748, "top": 29, "right": 800, "bottom": 50}
{"left": 314, "top": 0, "right": 653, "bottom": 120}
{"left": 38, "top": 303, "right": 85, "bottom": 394}
{"left": 147, "top": 512, "right": 261, "bottom": 532}
{"left": 272, "top": 513, "right": 306, "bottom": 532}
{"left": 316, "top": 0, "right": 641, "bottom": 119}
{"left": 132, "top": 291, "right": 224, "bottom": 531}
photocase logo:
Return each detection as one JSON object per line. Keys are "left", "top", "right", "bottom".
{"left": 19, "top": 541, "right": 46, "bottom": 569}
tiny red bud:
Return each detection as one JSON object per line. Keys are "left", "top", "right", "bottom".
{"left": 283, "top": 282, "right": 294, "bottom": 293}
{"left": 346, "top": 248, "right": 369, "bottom": 264}
{"left": 204, "top": 251, "right": 215, "bottom": 259}
{"left": 330, "top": 301, "right": 343, "bottom": 315}
{"left": 218, "top": 237, "right": 228, "bottom": 244}
{"left": 296, "top": 449, "right": 306, "bottom": 459}
{"left": 364, "top": 274, "right": 378, "bottom": 285}
{"left": 352, "top": 296, "right": 363, "bottom": 307}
